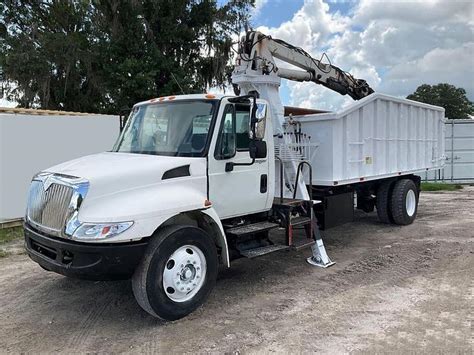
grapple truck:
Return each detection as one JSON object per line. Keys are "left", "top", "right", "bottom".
{"left": 24, "top": 31, "right": 445, "bottom": 320}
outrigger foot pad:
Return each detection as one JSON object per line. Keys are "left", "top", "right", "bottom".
{"left": 307, "top": 237, "right": 335, "bottom": 268}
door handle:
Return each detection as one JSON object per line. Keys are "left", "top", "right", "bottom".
{"left": 260, "top": 174, "right": 268, "bottom": 193}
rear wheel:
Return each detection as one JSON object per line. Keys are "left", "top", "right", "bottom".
{"left": 376, "top": 180, "right": 394, "bottom": 224}
{"left": 390, "top": 179, "right": 419, "bottom": 225}
{"left": 132, "top": 225, "right": 218, "bottom": 320}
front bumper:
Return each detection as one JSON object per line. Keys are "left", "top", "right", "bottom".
{"left": 24, "top": 224, "right": 149, "bottom": 280}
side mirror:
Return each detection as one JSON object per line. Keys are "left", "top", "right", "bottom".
{"left": 249, "top": 102, "right": 267, "bottom": 140}
{"left": 249, "top": 140, "right": 267, "bottom": 159}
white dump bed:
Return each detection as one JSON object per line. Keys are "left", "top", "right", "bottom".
{"left": 295, "top": 93, "right": 446, "bottom": 186}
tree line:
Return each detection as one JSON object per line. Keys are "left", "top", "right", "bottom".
{"left": 1, "top": 1, "right": 473, "bottom": 119}
{"left": 407, "top": 83, "right": 473, "bottom": 120}
{"left": 0, "top": 0, "right": 254, "bottom": 114}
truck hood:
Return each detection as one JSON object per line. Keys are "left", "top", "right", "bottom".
{"left": 45, "top": 152, "right": 207, "bottom": 202}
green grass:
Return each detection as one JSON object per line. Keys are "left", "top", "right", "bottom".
{"left": 421, "top": 182, "right": 463, "bottom": 191}
{"left": 0, "top": 226, "right": 23, "bottom": 244}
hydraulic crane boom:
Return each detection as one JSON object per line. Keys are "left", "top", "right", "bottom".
{"left": 233, "top": 31, "right": 373, "bottom": 100}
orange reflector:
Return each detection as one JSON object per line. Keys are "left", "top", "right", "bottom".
{"left": 204, "top": 199, "right": 212, "bottom": 207}
{"left": 168, "top": 96, "right": 176, "bottom": 100}
{"left": 159, "top": 97, "right": 165, "bottom": 102}
{"left": 205, "top": 94, "right": 216, "bottom": 99}
{"left": 150, "top": 98, "right": 158, "bottom": 102}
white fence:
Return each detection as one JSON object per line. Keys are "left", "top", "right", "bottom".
{"left": 0, "top": 108, "right": 119, "bottom": 222}
{"left": 422, "top": 119, "right": 474, "bottom": 183}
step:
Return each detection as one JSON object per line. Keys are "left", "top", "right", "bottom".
{"left": 240, "top": 244, "right": 290, "bottom": 258}
{"left": 291, "top": 238, "right": 316, "bottom": 251}
{"left": 290, "top": 216, "right": 312, "bottom": 227}
{"left": 273, "top": 197, "right": 306, "bottom": 207}
{"left": 226, "top": 221, "right": 280, "bottom": 237}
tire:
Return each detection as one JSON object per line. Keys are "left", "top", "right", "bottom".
{"left": 390, "top": 179, "right": 419, "bottom": 225}
{"left": 376, "top": 180, "right": 394, "bottom": 224}
{"left": 132, "top": 225, "right": 218, "bottom": 321}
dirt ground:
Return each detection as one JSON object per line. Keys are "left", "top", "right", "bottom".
{"left": 1, "top": 188, "right": 472, "bottom": 353}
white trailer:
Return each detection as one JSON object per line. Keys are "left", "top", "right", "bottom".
{"left": 22, "top": 31, "right": 445, "bottom": 321}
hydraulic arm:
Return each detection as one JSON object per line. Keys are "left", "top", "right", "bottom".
{"left": 233, "top": 31, "right": 373, "bottom": 100}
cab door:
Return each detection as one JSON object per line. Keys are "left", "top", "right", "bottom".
{"left": 208, "top": 100, "right": 270, "bottom": 219}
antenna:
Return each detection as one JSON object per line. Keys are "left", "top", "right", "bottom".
{"left": 170, "top": 73, "right": 185, "bottom": 95}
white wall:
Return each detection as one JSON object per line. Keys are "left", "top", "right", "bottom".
{"left": 0, "top": 112, "right": 119, "bottom": 221}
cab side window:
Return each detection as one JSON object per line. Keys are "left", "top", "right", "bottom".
{"left": 215, "top": 104, "right": 251, "bottom": 160}
{"left": 215, "top": 105, "right": 236, "bottom": 160}
{"left": 235, "top": 104, "right": 250, "bottom": 150}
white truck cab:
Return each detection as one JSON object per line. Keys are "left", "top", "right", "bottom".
{"left": 24, "top": 93, "right": 284, "bottom": 320}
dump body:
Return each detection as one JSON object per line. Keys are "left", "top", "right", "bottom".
{"left": 295, "top": 93, "right": 445, "bottom": 186}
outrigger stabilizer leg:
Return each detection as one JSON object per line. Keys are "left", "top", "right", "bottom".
{"left": 307, "top": 219, "right": 335, "bottom": 268}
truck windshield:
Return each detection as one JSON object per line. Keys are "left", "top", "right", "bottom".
{"left": 114, "top": 100, "right": 217, "bottom": 157}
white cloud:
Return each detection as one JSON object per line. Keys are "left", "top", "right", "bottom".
{"left": 354, "top": 0, "right": 474, "bottom": 26}
{"left": 380, "top": 43, "right": 474, "bottom": 98}
{"left": 248, "top": 0, "right": 474, "bottom": 111}
{"left": 351, "top": 0, "right": 474, "bottom": 100}
{"left": 256, "top": 0, "right": 348, "bottom": 50}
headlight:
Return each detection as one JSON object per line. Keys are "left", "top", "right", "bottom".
{"left": 72, "top": 222, "right": 133, "bottom": 240}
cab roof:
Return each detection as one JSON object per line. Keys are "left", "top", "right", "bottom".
{"left": 134, "top": 93, "right": 227, "bottom": 107}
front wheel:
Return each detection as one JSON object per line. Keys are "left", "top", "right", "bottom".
{"left": 390, "top": 179, "right": 419, "bottom": 225}
{"left": 132, "top": 225, "right": 218, "bottom": 320}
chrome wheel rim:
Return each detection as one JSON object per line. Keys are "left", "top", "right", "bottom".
{"left": 406, "top": 189, "right": 416, "bottom": 217}
{"left": 162, "top": 245, "right": 206, "bottom": 302}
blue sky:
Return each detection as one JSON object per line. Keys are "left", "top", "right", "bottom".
{"left": 238, "top": 0, "right": 474, "bottom": 111}
{"left": 252, "top": 0, "right": 357, "bottom": 27}
{"left": 252, "top": 0, "right": 305, "bottom": 27}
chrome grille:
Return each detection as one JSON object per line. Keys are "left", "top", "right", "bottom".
{"left": 27, "top": 180, "right": 73, "bottom": 235}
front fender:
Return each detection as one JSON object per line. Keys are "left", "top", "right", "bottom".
{"left": 76, "top": 178, "right": 209, "bottom": 243}
{"left": 201, "top": 207, "right": 229, "bottom": 267}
